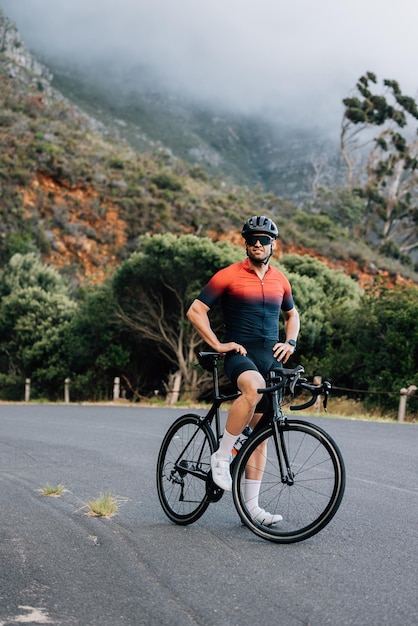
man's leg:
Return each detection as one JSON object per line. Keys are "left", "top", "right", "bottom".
{"left": 211, "top": 370, "right": 264, "bottom": 491}
{"left": 243, "top": 413, "right": 282, "bottom": 525}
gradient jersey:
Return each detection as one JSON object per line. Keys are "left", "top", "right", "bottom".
{"left": 197, "top": 258, "right": 294, "bottom": 343}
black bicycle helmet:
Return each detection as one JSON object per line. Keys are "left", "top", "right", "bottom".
{"left": 241, "top": 215, "right": 279, "bottom": 239}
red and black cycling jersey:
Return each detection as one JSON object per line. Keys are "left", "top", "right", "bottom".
{"left": 196, "top": 258, "right": 295, "bottom": 343}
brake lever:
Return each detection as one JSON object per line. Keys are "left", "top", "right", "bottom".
{"left": 289, "top": 365, "right": 305, "bottom": 395}
{"left": 290, "top": 375, "right": 307, "bottom": 395}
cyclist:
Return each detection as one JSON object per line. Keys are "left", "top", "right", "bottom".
{"left": 187, "top": 215, "right": 300, "bottom": 525}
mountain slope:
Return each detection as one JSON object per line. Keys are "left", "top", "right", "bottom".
{"left": 50, "top": 60, "right": 345, "bottom": 204}
{"left": 0, "top": 9, "right": 416, "bottom": 288}
{"left": 0, "top": 11, "right": 290, "bottom": 282}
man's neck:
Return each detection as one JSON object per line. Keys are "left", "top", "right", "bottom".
{"left": 248, "top": 258, "right": 269, "bottom": 278}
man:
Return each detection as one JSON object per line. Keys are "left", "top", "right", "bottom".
{"left": 187, "top": 215, "right": 300, "bottom": 526}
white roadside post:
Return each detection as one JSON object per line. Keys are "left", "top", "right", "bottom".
{"left": 25, "top": 378, "right": 31, "bottom": 402}
{"left": 398, "top": 385, "right": 417, "bottom": 422}
{"left": 113, "top": 377, "right": 120, "bottom": 401}
{"left": 64, "top": 378, "right": 70, "bottom": 404}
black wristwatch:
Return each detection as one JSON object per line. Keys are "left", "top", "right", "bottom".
{"left": 286, "top": 339, "right": 297, "bottom": 349}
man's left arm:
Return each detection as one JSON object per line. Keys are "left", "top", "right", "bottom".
{"left": 283, "top": 307, "right": 300, "bottom": 344}
{"left": 273, "top": 307, "right": 300, "bottom": 364}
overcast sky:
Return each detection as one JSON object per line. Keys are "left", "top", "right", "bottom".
{"left": 1, "top": 0, "right": 418, "bottom": 133}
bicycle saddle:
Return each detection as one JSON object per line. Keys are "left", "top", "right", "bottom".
{"left": 197, "top": 351, "right": 225, "bottom": 371}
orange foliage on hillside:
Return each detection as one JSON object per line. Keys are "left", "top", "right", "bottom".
{"left": 22, "top": 173, "right": 127, "bottom": 283}
{"left": 21, "top": 173, "right": 412, "bottom": 288}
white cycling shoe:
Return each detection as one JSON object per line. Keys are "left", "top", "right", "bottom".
{"left": 250, "top": 506, "right": 283, "bottom": 526}
{"left": 210, "top": 452, "right": 232, "bottom": 491}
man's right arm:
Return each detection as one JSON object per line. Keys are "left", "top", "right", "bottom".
{"left": 187, "top": 299, "right": 247, "bottom": 355}
{"left": 186, "top": 299, "right": 222, "bottom": 351}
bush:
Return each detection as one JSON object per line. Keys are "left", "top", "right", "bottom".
{"left": 150, "top": 173, "right": 183, "bottom": 191}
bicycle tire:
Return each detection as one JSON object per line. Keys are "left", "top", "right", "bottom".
{"left": 232, "top": 420, "right": 345, "bottom": 543}
{"left": 156, "top": 413, "right": 217, "bottom": 525}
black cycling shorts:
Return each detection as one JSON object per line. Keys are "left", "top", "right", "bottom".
{"left": 224, "top": 340, "right": 282, "bottom": 388}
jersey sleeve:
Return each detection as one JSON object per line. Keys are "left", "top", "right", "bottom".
{"left": 280, "top": 273, "right": 295, "bottom": 312}
{"left": 196, "top": 266, "right": 233, "bottom": 308}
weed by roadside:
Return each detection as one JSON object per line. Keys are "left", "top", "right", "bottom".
{"left": 85, "top": 492, "right": 129, "bottom": 518}
{"left": 37, "top": 485, "right": 130, "bottom": 517}
{"left": 38, "top": 484, "right": 66, "bottom": 497}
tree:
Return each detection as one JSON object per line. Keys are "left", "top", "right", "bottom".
{"left": 0, "top": 252, "right": 69, "bottom": 297}
{"left": 341, "top": 72, "right": 418, "bottom": 255}
{"left": 277, "top": 254, "right": 363, "bottom": 373}
{"left": 63, "top": 285, "right": 131, "bottom": 401}
{"left": 321, "top": 283, "right": 418, "bottom": 414}
{"left": 0, "top": 254, "right": 76, "bottom": 399}
{"left": 112, "top": 234, "right": 244, "bottom": 400}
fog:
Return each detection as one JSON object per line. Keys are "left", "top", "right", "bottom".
{"left": 1, "top": 0, "right": 418, "bottom": 132}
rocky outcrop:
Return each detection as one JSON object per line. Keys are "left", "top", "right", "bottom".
{"left": 0, "top": 9, "right": 52, "bottom": 81}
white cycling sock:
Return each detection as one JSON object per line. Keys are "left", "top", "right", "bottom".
{"left": 244, "top": 478, "right": 262, "bottom": 512}
{"left": 216, "top": 429, "right": 238, "bottom": 461}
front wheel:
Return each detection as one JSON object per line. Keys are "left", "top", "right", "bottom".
{"left": 156, "top": 413, "right": 216, "bottom": 525}
{"left": 232, "top": 420, "right": 345, "bottom": 543}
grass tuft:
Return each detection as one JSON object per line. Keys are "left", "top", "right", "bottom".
{"left": 39, "top": 484, "right": 66, "bottom": 497}
{"left": 85, "top": 492, "right": 127, "bottom": 518}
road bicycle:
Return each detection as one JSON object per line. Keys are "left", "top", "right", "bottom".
{"left": 156, "top": 351, "right": 345, "bottom": 543}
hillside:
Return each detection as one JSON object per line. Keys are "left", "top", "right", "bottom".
{"left": 49, "top": 60, "right": 345, "bottom": 204}
{"left": 0, "top": 9, "right": 417, "bottom": 288}
{"left": 0, "top": 11, "right": 267, "bottom": 281}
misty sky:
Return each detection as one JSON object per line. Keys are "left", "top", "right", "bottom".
{"left": 1, "top": 0, "right": 418, "bottom": 132}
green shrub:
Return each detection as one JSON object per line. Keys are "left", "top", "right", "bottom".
{"left": 150, "top": 173, "right": 183, "bottom": 191}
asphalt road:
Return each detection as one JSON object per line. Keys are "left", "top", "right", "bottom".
{"left": 0, "top": 404, "right": 417, "bottom": 626}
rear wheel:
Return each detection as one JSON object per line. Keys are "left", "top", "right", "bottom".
{"left": 156, "top": 413, "right": 216, "bottom": 525}
{"left": 232, "top": 420, "right": 345, "bottom": 543}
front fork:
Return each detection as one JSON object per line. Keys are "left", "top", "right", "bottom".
{"left": 272, "top": 410, "right": 295, "bottom": 486}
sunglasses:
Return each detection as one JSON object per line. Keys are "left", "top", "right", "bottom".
{"left": 245, "top": 235, "right": 273, "bottom": 246}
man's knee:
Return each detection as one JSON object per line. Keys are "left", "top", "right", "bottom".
{"left": 237, "top": 371, "right": 264, "bottom": 404}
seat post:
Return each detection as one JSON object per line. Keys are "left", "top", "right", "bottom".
{"left": 212, "top": 357, "right": 220, "bottom": 399}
